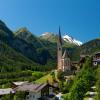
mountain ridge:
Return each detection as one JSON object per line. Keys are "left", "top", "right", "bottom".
{"left": 63, "top": 33, "right": 82, "bottom": 46}
{"left": 0, "top": 20, "right": 99, "bottom": 71}
{"left": 40, "top": 32, "right": 82, "bottom": 46}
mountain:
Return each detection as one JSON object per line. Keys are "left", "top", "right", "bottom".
{"left": 0, "top": 20, "right": 13, "bottom": 37}
{"left": 14, "top": 28, "right": 55, "bottom": 64}
{"left": 40, "top": 32, "right": 82, "bottom": 46}
{"left": 0, "top": 20, "right": 40, "bottom": 71}
{"left": 0, "top": 41, "right": 37, "bottom": 71}
{"left": 14, "top": 27, "right": 43, "bottom": 48}
{"left": 80, "top": 38, "right": 100, "bottom": 55}
{"left": 63, "top": 34, "right": 82, "bottom": 46}
{"left": 0, "top": 20, "right": 99, "bottom": 72}
{"left": 71, "top": 38, "right": 100, "bottom": 61}
{"left": 40, "top": 32, "right": 57, "bottom": 43}
{"left": 0, "top": 20, "right": 56, "bottom": 72}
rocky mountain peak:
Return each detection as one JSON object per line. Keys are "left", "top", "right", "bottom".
{"left": 14, "top": 27, "right": 33, "bottom": 39}
{"left": 41, "top": 32, "right": 82, "bottom": 46}
{"left": 63, "top": 33, "right": 82, "bottom": 46}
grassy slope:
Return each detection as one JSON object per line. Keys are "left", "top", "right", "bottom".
{"left": 35, "top": 74, "right": 53, "bottom": 83}
{"left": 0, "top": 42, "right": 36, "bottom": 68}
{"left": 81, "top": 39, "right": 100, "bottom": 55}
{"left": 71, "top": 39, "right": 100, "bottom": 61}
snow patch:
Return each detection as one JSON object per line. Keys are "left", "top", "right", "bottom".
{"left": 63, "top": 34, "right": 82, "bottom": 46}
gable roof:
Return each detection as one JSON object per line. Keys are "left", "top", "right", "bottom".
{"left": 94, "top": 52, "right": 100, "bottom": 55}
{"left": 15, "top": 83, "right": 49, "bottom": 93}
{"left": 62, "top": 50, "right": 68, "bottom": 58}
{"left": 12, "top": 81, "right": 28, "bottom": 86}
{"left": 0, "top": 88, "right": 15, "bottom": 95}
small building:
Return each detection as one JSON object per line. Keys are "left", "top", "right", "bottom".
{"left": 93, "top": 52, "right": 100, "bottom": 66}
{"left": 15, "top": 83, "right": 55, "bottom": 100}
{"left": 93, "top": 52, "right": 100, "bottom": 59}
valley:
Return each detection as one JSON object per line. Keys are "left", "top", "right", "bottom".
{"left": 0, "top": 20, "right": 100, "bottom": 100}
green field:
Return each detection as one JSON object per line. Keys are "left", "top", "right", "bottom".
{"left": 35, "top": 74, "right": 53, "bottom": 83}
{"left": 0, "top": 71, "right": 46, "bottom": 88}
{"left": 84, "top": 97, "right": 89, "bottom": 100}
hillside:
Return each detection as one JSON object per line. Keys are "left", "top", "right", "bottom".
{"left": 80, "top": 38, "right": 100, "bottom": 55}
{"left": 0, "top": 21, "right": 38, "bottom": 63}
{"left": 15, "top": 28, "right": 78, "bottom": 63}
{"left": 0, "top": 20, "right": 100, "bottom": 72}
{"left": 71, "top": 38, "right": 100, "bottom": 61}
{"left": 40, "top": 32, "right": 82, "bottom": 46}
{"left": 14, "top": 28, "right": 56, "bottom": 64}
{"left": 0, "top": 20, "right": 56, "bottom": 71}
{"left": 15, "top": 27, "right": 43, "bottom": 48}
{"left": 40, "top": 32, "right": 57, "bottom": 43}
{"left": 0, "top": 42, "right": 37, "bottom": 72}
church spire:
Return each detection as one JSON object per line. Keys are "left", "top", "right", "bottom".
{"left": 58, "top": 26, "right": 62, "bottom": 45}
{"left": 57, "top": 27, "right": 63, "bottom": 71}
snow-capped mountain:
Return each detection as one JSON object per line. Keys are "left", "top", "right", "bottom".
{"left": 63, "top": 34, "right": 82, "bottom": 46}
{"left": 41, "top": 32, "right": 82, "bottom": 46}
{"left": 41, "top": 32, "right": 54, "bottom": 38}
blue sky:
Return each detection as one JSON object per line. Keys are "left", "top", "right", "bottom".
{"left": 0, "top": 0, "right": 100, "bottom": 43}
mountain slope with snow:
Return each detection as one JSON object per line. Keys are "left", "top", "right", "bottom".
{"left": 40, "top": 32, "right": 82, "bottom": 46}
{"left": 40, "top": 32, "right": 57, "bottom": 43}
{"left": 63, "top": 34, "right": 82, "bottom": 46}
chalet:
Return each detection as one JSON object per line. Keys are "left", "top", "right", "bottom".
{"left": 15, "top": 83, "right": 55, "bottom": 100}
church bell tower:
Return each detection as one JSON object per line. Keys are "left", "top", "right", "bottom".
{"left": 57, "top": 27, "right": 71, "bottom": 72}
{"left": 57, "top": 27, "right": 63, "bottom": 70}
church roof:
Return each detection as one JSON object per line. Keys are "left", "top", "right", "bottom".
{"left": 62, "top": 50, "right": 68, "bottom": 58}
{"left": 14, "top": 83, "right": 55, "bottom": 93}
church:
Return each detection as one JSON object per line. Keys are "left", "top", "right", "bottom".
{"left": 57, "top": 28, "right": 71, "bottom": 72}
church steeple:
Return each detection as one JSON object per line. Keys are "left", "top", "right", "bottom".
{"left": 58, "top": 26, "right": 62, "bottom": 46}
{"left": 57, "top": 27, "right": 63, "bottom": 70}
{"left": 57, "top": 27, "right": 71, "bottom": 72}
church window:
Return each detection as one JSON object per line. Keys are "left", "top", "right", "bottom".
{"left": 59, "top": 48, "right": 61, "bottom": 50}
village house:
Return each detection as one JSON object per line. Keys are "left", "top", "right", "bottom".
{"left": 15, "top": 82, "right": 55, "bottom": 100}
{"left": 0, "top": 81, "right": 57, "bottom": 100}
{"left": 93, "top": 52, "right": 100, "bottom": 66}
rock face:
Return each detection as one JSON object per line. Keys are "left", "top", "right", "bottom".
{"left": 0, "top": 20, "right": 55, "bottom": 68}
